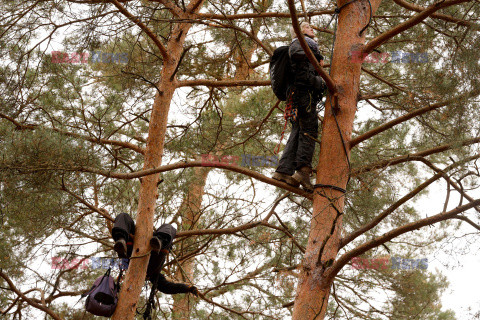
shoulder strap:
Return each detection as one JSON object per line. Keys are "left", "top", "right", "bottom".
{"left": 116, "top": 268, "right": 124, "bottom": 290}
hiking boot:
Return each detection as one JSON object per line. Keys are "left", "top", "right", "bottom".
{"left": 292, "top": 166, "right": 314, "bottom": 192}
{"left": 272, "top": 172, "right": 300, "bottom": 187}
{"left": 114, "top": 239, "right": 127, "bottom": 259}
{"left": 150, "top": 236, "right": 162, "bottom": 254}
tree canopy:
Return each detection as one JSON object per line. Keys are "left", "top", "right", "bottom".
{"left": 1, "top": 0, "right": 479, "bottom": 319}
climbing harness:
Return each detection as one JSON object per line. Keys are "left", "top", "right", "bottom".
{"left": 136, "top": 250, "right": 197, "bottom": 319}
{"left": 136, "top": 260, "right": 162, "bottom": 320}
{"left": 135, "top": 282, "right": 154, "bottom": 320}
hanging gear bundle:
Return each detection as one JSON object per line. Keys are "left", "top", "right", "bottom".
{"left": 141, "top": 274, "right": 159, "bottom": 320}
{"left": 275, "top": 90, "right": 297, "bottom": 154}
{"left": 284, "top": 90, "right": 297, "bottom": 122}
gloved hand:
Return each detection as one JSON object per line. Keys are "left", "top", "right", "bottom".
{"left": 189, "top": 285, "right": 199, "bottom": 297}
{"left": 313, "top": 76, "right": 326, "bottom": 93}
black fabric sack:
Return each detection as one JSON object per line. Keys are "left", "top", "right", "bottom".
{"left": 83, "top": 269, "right": 119, "bottom": 317}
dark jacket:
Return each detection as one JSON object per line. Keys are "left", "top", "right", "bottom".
{"left": 154, "top": 273, "right": 190, "bottom": 294}
{"left": 289, "top": 36, "right": 325, "bottom": 94}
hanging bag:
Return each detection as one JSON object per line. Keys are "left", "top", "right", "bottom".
{"left": 82, "top": 268, "right": 120, "bottom": 317}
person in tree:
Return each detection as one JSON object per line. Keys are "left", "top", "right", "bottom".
{"left": 272, "top": 21, "right": 326, "bottom": 192}
{"left": 112, "top": 212, "right": 199, "bottom": 296}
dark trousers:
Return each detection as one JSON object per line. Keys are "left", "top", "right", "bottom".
{"left": 276, "top": 89, "right": 319, "bottom": 175}
{"left": 111, "top": 213, "right": 176, "bottom": 279}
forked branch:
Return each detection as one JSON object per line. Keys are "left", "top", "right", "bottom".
{"left": 110, "top": 0, "right": 169, "bottom": 60}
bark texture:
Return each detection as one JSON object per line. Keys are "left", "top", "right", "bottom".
{"left": 292, "top": 0, "right": 382, "bottom": 318}
{"left": 112, "top": 3, "right": 204, "bottom": 318}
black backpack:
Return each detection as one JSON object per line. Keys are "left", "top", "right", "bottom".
{"left": 269, "top": 46, "right": 293, "bottom": 101}
{"left": 82, "top": 268, "right": 120, "bottom": 317}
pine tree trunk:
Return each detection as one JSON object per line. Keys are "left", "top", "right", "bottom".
{"left": 172, "top": 167, "right": 210, "bottom": 319}
{"left": 171, "top": 253, "right": 195, "bottom": 319}
{"left": 111, "top": 17, "right": 202, "bottom": 320}
{"left": 292, "top": 0, "right": 382, "bottom": 318}
{"left": 170, "top": 42, "right": 257, "bottom": 317}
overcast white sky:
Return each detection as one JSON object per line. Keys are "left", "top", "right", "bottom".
{"left": 9, "top": 2, "right": 480, "bottom": 318}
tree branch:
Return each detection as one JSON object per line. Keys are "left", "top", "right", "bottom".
{"left": 222, "top": 100, "right": 281, "bottom": 151}
{"left": 325, "top": 197, "right": 480, "bottom": 282}
{"left": 0, "top": 271, "right": 64, "bottom": 320}
{"left": 61, "top": 186, "right": 114, "bottom": 223}
{"left": 358, "top": 92, "right": 398, "bottom": 101}
{"left": 363, "top": 0, "right": 473, "bottom": 54}
{"left": 454, "top": 215, "right": 480, "bottom": 231}
{"left": 199, "top": 20, "right": 273, "bottom": 56}
{"left": 2, "top": 161, "right": 313, "bottom": 199}
{"left": 342, "top": 153, "right": 480, "bottom": 247}
{"left": 353, "top": 137, "right": 480, "bottom": 176}
{"left": 192, "top": 10, "right": 335, "bottom": 20}
{"left": 361, "top": 67, "right": 408, "bottom": 93}
{"left": 0, "top": 112, "right": 145, "bottom": 154}
{"left": 176, "top": 79, "right": 271, "bottom": 88}
{"left": 350, "top": 88, "right": 480, "bottom": 148}
{"left": 0, "top": 288, "right": 39, "bottom": 315}
{"left": 110, "top": 0, "right": 169, "bottom": 60}
{"left": 157, "top": 0, "right": 184, "bottom": 17}
{"left": 197, "top": 291, "right": 249, "bottom": 319}
{"left": 416, "top": 157, "right": 480, "bottom": 214}
{"left": 393, "top": 0, "right": 480, "bottom": 29}
{"left": 176, "top": 193, "right": 302, "bottom": 242}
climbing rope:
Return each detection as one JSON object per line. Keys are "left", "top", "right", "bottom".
{"left": 135, "top": 282, "right": 153, "bottom": 319}
{"left": 135, "top": 257, "right": 162, "bottom": 320}
{"left": 275, "top": 90, "right": 297, "bottom": 155}
{"left": 331, "top": 95, "right": 351, "bottom": 184}
{"left": 325, "top": 0, "right": 372, "bottom": 36}
{"left": 313, "top": 183, "right": 346, "bottom": 194}
{"left": 360, "top": 0, "right": 373, "bottom": 35}
{"left": 129, "top": 250, "right": 152, "bottom": 259}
